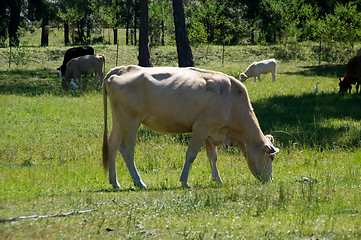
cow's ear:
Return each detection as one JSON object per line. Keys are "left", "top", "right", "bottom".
{"left": 265, "top": 134, "right": 274, "bottom": 144}
{"left": 265, "top": 144, "right": 279, "bottom": 155}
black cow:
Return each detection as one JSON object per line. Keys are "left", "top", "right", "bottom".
{"left": 339, "top": 56, "right": 361, "bottom": 94}
{"left": 57, "top": 46, "right": 94, "bottom": 76}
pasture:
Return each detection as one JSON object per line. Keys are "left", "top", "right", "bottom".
{"left": 1, "top": 40, "right": 360, "bottom": 239}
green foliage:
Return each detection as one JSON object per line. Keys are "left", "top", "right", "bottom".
{"left": 149, "top": 0, "right": 173, "bottom": 45}
{"left": 186, "top": 0, "right": 247, "bottom": 44}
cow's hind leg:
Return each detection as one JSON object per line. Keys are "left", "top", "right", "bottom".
{"left": 118, "top": 123, "right": 147, "bottom": 189}
{"left": 205, "top": 139, "right": 222, "bottom": 183}
{"left": 108, "top": 127, "right": 121, "bottom": 188}
{"left": 94, "top": 69, "right": 104, "bottom": 87}
{"left": 93, "top": 72, "right": 99, "bottom": 87}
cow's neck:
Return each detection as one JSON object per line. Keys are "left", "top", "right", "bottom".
{"left": 231, "top": 111, "right": 265, "bottom": 148}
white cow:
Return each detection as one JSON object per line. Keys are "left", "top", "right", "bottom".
{"left": 102, "top": 65, "right": 279, "bottom": 189}
{"left": 62, "top": 54, "right": 105, "bottom": 89}
{"left": 240, "top": 59, "right": 277, "bottom": 82}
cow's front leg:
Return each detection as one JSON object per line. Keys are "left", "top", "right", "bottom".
{"left": 257, "top": 74, "right": 262, "bottom": 82}
{"left": 205, "top": 139, "right": 222, "bottom": 183}
{"left": 78, "top": 75, "right": 83, "bottom": 89}
{"left": 271, "top": 71, "right": 276, "bottom": 82}
{"left": 180, "top": 130, "right": 207, "bottom": 188}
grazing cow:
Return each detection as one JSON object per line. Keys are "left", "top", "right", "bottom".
{"left": 102, "top": 65, "right": 279, "bottom": 189}
{"left": 62, "top": 54, "right": 105, "bottom": 89}
{"left": 240, "top": 59, "right": 277, "bottom": 82}
{"left": 57, "top": 46, "right": 94, "bottom": 77}
{"left": 339, "top": 56, "right": 361, "bottom": 94}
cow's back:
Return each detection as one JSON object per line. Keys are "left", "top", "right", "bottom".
{"left": 104, "top": 66, "right": 250, "bottom": 134}
{"left": 60, "top": 46, "right": 94, "bottom": 75}
{"left": 67, "top": 54, "right": 103, "bottom": 75}
{"left": 346, "top": 56, "right": 361, "bottom": 79}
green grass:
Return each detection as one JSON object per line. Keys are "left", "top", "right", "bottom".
{"left": 1, "top": 40, "right": 361, "bottom": 239}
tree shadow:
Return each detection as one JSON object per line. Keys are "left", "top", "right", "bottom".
{"left": 283, "top": 64, "right": 345, "bottom": 78}
{"left": 0, "top": 69, "right": 102, "bottom": 96}
{"left": 135, "top": 92, "right": 361, "bottom": 150}
{"left": 92, "top": 183, "right": 223, "bottom": 193}
{"left": 2, "top": 68, "right": 359, "bottom": 150}
{"left": 253, "top": 92, "right": 361, "bottom": 149}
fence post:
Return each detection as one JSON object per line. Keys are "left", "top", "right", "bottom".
{"left": 9, "top": 46, "right": 11, "bottom": 68}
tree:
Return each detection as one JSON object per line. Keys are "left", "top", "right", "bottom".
{"left": 172, "top": 0, "right": 194, "bottom": 67}
{"left": 27, "top": 0, "right": 53, "bottom": 46}
{"left": 0, "top": 0, "right": 8, "bottom": 46}
{"left": 138, "top": 0, "right": 152, "bottom": 67}
{"left": 149, "top": 0, "right": 172, "bottom": 45}
{"left": 6, "top": 0, "right": 22, "bottom": 46}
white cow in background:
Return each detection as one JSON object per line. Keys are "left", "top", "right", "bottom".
{"left": 240, "top": 59, "right": 277, "bottom": 82}
{"left": 61, "top": 54, "right": 105, "bottom": 89}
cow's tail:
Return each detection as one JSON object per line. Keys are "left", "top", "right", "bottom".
{"left": 102, "top": 80, "right": 109, "bottom": 172}
{"left": 101, "top": 54, "right": 106, "bottom": 82}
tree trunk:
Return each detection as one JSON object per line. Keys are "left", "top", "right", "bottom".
{"left": 41, "top": 17, "right": 49, "bottom": 47}
{"left": 8, "top": 0, "right": 21, "bottom": 47}
{"left": 113, "top": 28, "right": 118, "bottom": 45}
{"left": 172, "top": 0, "right": 194, "bottom": 67}
{"left": 161, "top": 20, "right": 165, "bottom": 46}
{"left": 138, "top": 0, "right": 152, "bottom": 67}
{"left": 64, "top": 21, "right": 70, "bottom": 45}
{"left": 133, "top": 0, "right": 138, "bottom": 45}
{"left": 0, "top": 0, "right": 8, "bottom": 46}
{"left": 78, "top": 19, "right": 85, "bottom": 45}
{"left": 126, "top": 0, "right": 132, "bottom": 45}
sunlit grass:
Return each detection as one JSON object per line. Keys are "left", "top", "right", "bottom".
{"left": 1, "top": 43, "right": 361, "bottom": 239}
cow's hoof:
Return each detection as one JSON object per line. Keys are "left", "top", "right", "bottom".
{"left": 212, "top": 177, "right": 223, "bottom": 184}
{"left": 181, "top": 182, "right": 191, "bottom": 189}
{"left": 111, "top": 183, "right": 120, "bottom": 189}
{"left": 134, "top": 180, "right": 147, "bottom": 189}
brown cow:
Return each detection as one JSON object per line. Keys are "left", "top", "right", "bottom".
{"left": 339, "top": 56, "right": 361, "bottom": 94}
{"left": 102, "top": 65, "right": 279, "bottom": 189}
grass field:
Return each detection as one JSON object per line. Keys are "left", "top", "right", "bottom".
{"left": 1, "top": 36, "right": 361, "bottom": 239}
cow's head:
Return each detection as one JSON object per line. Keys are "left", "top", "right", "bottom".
{"left": 339, "top": 77, "right": 349, "bottom": 93}
{"left": 245, "top": 134, "right": 279, "bottom": 183}
{"left": 61, "top": 78, "right": 70, "bottom": 89}
{"left": 240, "top": 73, "right": 249, "bottom": 82}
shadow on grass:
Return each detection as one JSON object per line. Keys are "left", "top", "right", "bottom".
{"left": 283, "top": 64, "right": 345, "bottom": 78}
{"left": 253, "top": 92, "right": 361, "bottom": 149}
{"left": 138, "top": 92, "right": 361, "bottom": 149}
{"left": 2, "top": 68, "right": 359, "bottom": 149}
{"left": 0, "top": 69, "right": 102, "bottom": 96}
{"left": 92, "top": 183, "right": 224, "bottom": 193}
{"left": 135, "top": 92, "right": 361, "bottom": 150}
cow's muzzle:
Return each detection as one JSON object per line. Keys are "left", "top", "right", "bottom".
{"left": 61, "top": 79, "right": 70, "bottom": 89}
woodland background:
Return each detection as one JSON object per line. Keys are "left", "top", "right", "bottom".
{"left": 1, "top": 0, "right": 361, "bottom": 64}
